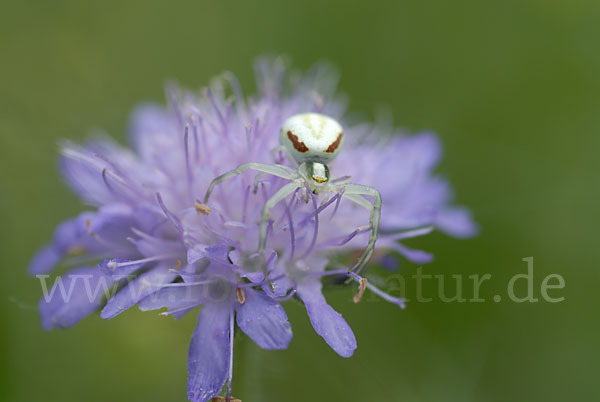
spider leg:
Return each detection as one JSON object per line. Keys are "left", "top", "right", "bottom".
{"left": 342, "top": 183, "right": 382, "bottom": 274}
{"left": 329, "top": 175, "right": 352, "bottom": 184}
{"left": 270, "top": 145, "right": 299, "bottom": 168}
{"left": 203, "top": 162, "right": 298, "bottom": 203}
{"left": 258, "top": 181, "right": 303, "bottom": 254}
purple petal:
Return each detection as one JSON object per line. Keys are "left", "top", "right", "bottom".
{"left": 404, "top": 132, "right": 442, "bottom": 171}
{"left": 262, "top": 267, "right": 293, "bottom": 297}
{"left": 29, "top": 206, "right": 141, "bottom": 276}
{"left": 241, "top": 272, "right": 264, "bottom": 284}
{"left": 28, "top": 245, "right": 61, "bottom": 276}
{"left": 35, "top": 212, "right": 96, "bottom": 274}
{"left": 392, "top": 243, "right": 434, "bottom": 264}
{"left": 38, "top": 267, "right": 115, "bottom": 330}
{"left": 101, "top": 265, "right": 178, "bottom": 319}
{"left": 91, "top": 204, "right": 145, "bottom": 244}
{"left": 60, "top": 140, "right": 144, "bottom": 206}
{"left": 380, "top": 254, "right": 400, "bottom": 271}
{"left": 187, "top": 304, "right": 231, "bottom": 402}
{"left": 50, "top": 212, "right": 94, "bottom": 253}
{"left": 262, "top": 253, "right": 312, "bottom": 297}
{"left": 137, "top": 282, "right": 206, "bottom": 315}
{"left": 128, "top": 104, "right": 177, "bottom": 160}
{"left": 130, "top": 230, "right": 181, "bottom": 259}
{"left": 296, "top": 281, "right": 357, "bottom": 358}
{"left": 59, "top": 144, "right": 114, "bottom": 205}
{"left": 236, "top": 288, "right": 292, "bottom": 350}
{"left": 204, "top": 244, "right": 230, "bottom": 262}
{"left": 436, "top": 206, "right": 480, "bottom": 239}
{"left": 187, "top": 244, "right": 207, "bottom": 264}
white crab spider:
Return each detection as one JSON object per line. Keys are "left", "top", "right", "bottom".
{"left": 203, "top": 113, "right": 381, "bottom": 273}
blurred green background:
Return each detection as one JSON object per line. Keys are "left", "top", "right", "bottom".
{"left": 0, "top": 0, "right": 597, "bottom": 401}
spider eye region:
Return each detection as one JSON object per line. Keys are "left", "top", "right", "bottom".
{"left": 280, "top": 113, "right": 344, "bottom": 163}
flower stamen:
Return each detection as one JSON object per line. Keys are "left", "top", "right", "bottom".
{"left": 353, "top": 277, "right": 367, "bottom": 304}
{"left": 156, "top": 193, "right": 184, "bottom": 233}
{"left": 211, "top": 397, "right": 241, "bottom": 402}
{"left": 106, "top": 256, "right": 169, "bottom": 270}
{"left": 195, "top": 201, "right": 212, "bottom": 215}
{"left": 236, "top": 287, "right": 246, "bottom": 304}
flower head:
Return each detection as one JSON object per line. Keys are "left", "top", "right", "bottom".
{"left": 30, "top": 57, "right": 477, "bottom": 401}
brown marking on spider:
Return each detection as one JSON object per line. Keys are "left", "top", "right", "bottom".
{"left": 325, "top": 132, "right": 343, "bottom": 153}
{"left": 287, "top": 130, "right": 309, "bottom": 152}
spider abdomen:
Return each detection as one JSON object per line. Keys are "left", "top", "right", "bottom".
{"left": 280, "top": 113, "right": 344, "bottom": 164}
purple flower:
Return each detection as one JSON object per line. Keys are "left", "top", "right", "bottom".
{"left": 29, "top": 58, "right": 477, "bottom": 401}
